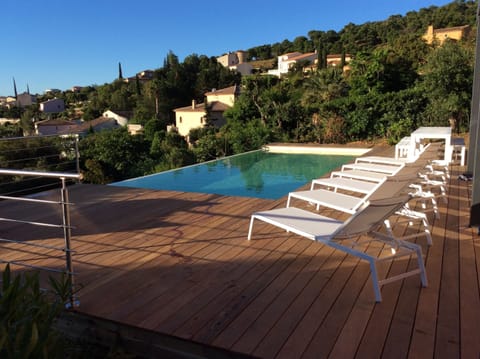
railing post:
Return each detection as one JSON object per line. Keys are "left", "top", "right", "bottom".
{"left": 74, "top": 135, "right": 80, "bottom": 182}
{"left": 60, "top": 177, "right": 76, "bottom": 308}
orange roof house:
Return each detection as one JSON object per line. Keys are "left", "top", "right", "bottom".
{"left": 422, "top": 25, "right": 470, "bottom": 45}
{"left": 173, "top": 85, "right": 239, "bottom": 140}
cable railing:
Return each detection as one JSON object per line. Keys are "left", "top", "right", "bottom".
{"left": 0, "top": 134, "right": 80, "bottom": 196}
{"left": 0, "top": 168, "right": 81, "bottom": 308}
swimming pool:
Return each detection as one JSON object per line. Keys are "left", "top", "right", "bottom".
{"left": 111, "top": 150, "right": 355, "bottom": 199}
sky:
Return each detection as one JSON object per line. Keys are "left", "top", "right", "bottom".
{"left": 0, "top": 0, "right": 456, "bottom": 97}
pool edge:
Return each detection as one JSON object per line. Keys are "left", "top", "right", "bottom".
{"left": 264, "top": 144, "right": 371, "bottom": 156}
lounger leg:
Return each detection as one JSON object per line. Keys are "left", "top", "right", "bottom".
{"left": 421, "top": 215, "right": 433, "bottom": 246}
{"left": 414, "top": 245, "right": 428, "bottom": 287}
{"left": 369, "top": 260, "right": 383, "bottom": 302}
{"left": 431, "top": 197, "right": 440, "bottom": 219}
{"left": 383, "top": 219, "right": 394, "bottom": 238}
{"left": 247, "top": 216, "right": 256, "bottom": 240}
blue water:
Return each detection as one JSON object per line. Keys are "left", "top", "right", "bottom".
{"left": 111, "top": 150, "right": 354, "bottom": 199}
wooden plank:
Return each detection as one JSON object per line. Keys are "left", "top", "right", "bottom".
{"left": 329, "top": 216, "right": 417, "bottom": 358}
{"left": 156, "top": 237, "right": 312, "bottom": 336}
{"left": 274, "top": 251, "right": 359, "bottom": 359}
{"left": 433, "top": 172, "right": 460, "bottom": 359}
{"left": 457, "top": 178, "right": 480, "bottom": 358}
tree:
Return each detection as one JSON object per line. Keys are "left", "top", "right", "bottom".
{"left": 79, "top": 127, "right": 152, "bottom": 183}
{"left": 20, "top": 106, "right": 37, "bottom": 135}
{"left": 419, "top": 39, "right": 474, "bottom": 130}
{"left": 302, "top": 67, "right": 348, "bottom": 105}
{"left": 118, "top": 62, "right": 123, "bottom": 80}
{"left": 12, "top": 77, "right": 17, "bottom": 99}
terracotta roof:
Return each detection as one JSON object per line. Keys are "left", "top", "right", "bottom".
{"left": 174, "top": 101, "right": 230, "bottom": 113}
{"left": 281, "top": 52, "right": 302, "bottom": 57}
{"left": 36, "top": 119, "right": 75, "bottom": 126}
{"left": 210, "top": 102, "right": 230, "bottom": 112}
{"left": 173, "top": 102, "right": 207, "bottom": 112}
{"left": 287, "top": 52, "right": 316, "bottom": 62}
{"left": 57, "top": 117, "right": 118, "bottom": 134}
{"left": 434, "top": 25, "right": 470, "bottom": 33}
{"left": 204, "top": 85, "right": 239, "bottom": 96}
{"left": 327, "top": 54, "right": 353, "bottom": 58}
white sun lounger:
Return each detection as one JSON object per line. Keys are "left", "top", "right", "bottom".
{"left": 330, "top": 169, "right": 387, "bottom": 183}
{"left": 355, "top": 156, "right": 408, "bottom": 166}
{"left": 310, "top": 176, "right": 385, "bottom": 194}
{"left": 341, "top": 162, "right": 405, "bottom": 175}
{"left": 248, "top": 195, "right": 428, "bottom": 302}
{"left": 310, "top": 175, "right": 432, "bottom": 245}
{"left": 287, "top": 188, "right": 367, "bottom": 214}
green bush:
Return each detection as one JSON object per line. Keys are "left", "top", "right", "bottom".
{"left": 0, "top": 265, "right": 67, "bottom": 358}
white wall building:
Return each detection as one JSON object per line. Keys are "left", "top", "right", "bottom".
{"left": 40, "top": 98, "right": 65, "bottom": 113}
{"left": 268, "top": 51, "right": 317, "bottom": 76}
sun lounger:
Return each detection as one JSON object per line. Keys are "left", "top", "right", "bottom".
{"left": 341, "top": 162, "right": 405, "bottom": 175}
{"left": 355, "top": 156, "right": 408, "bottom": 166}
{"left": 311, "top": 175, "right": 433, "bottom": 245}
{"left": 287, "top": 189, "right": 367, "bottom": 214}
{"left": 248, "top": 195, "right": 428, "bottom": 302}
{"left": 310, "top": 176, "right": 386, "bottom": 194}
{"left": 330, "top": 169, "right": 387, "bottom": 183}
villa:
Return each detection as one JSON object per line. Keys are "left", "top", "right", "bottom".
{"left": 268, "top": 51, "right": 318, "bottom": 77}
{"left": 173, "top": 85, "right": 240, "bottom": 140}
{"left": 422, "top": 24, "right": 471, "bottom": 45}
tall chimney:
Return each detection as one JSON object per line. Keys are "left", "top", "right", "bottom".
{"left": 192, "top": 100, "right": 196, "bottom": 109}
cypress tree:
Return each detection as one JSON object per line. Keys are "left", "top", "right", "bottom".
{"left": 13, "top": 77, "right": 17, "bottom": 99}
{"left": 118, "top": 62, "right": 123, "bottom": 80}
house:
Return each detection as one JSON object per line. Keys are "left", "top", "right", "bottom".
{"left": 422, "top": 25, "right": 470, "bottom": 45}
{"left": 34, "top": 119, "right": 80, "bottom": 136}
{"left": 217, "top": 51, "right": 252, "bottom": 76}
{"left": 16, "top": 92, "right": 36, "bottom": 107}
{"left": 0, "top": 118, "right": 20, "bottom": 125}
{"left": 326, "top": 54, "right": 353, "bottom": 67}
{"left": 44, "top": 89, "right": 61, "bottom": 94}
{"left": 39, "top": 98, "right": 65, "bottom": 113}
{"left": 268, "top": 51, "right": 317, "bottom": 76}
{"left": 127, "top": 123, "right": 144, "bottom": 135}
{"left": 0, "top": 97, "right": 17, "bottom": 109}
{"left": 57, "top": 117, "right": 121, "bottom": 136}
{"left": 102, "top": 110, "right": 131, "bottom": 126}
{"left": 123, "top": 69, "right": 155, "bottom": 84}
{"left": 173, "top": 85, "right": 239, "bottom": 139}
{"left": 137, "top": 70, "right": 154, "bottom": 80}
{"left": 217, "top": 51, "right": 247, "bottom": 67}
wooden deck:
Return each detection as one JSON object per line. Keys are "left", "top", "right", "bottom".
{"left": 1, "top": 158, "right": 479, "bottom": 358}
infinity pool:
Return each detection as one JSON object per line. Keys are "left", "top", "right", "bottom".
{"left": 111, "top": 150, "right": 354, "bottom": 199}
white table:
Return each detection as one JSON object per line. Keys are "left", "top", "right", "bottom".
{"left": 409, "top": 127, "right": 452, "bottom": 162}
{"left": 452, "top": 137, "right": 466, "bottom": 166}
{"left": 395, "top": 136, "right": 411, "bottom": 159}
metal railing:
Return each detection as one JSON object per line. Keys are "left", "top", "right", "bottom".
{"left": 0, "top": 168, "right": 81, "bottom": 308}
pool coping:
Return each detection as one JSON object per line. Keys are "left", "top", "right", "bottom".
{"left": 264, "top": 144, "right": 372, "bottom": 156}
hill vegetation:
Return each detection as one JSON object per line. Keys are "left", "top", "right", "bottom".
{"left": 0, "top": 0, "right": 477, "bottom": 184}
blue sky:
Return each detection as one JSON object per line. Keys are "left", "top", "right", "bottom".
{"left": 0, "top": 0, "right": 455, "bottom": 96}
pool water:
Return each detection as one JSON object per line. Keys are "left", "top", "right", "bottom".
{"left": 111, "top": 150, "right": 355, "bottom": 199}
